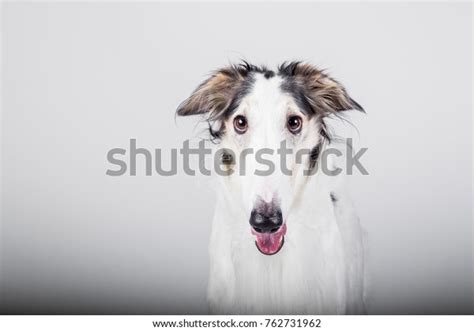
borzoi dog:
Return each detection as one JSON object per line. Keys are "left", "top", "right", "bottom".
{"left": 177, "top": 62, "right": 367, "bottom": 314}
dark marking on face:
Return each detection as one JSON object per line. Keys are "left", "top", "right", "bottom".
{"left": 309, "top": 144, "right": 321, "bottom": 171}
{"left": 280, "top": 79, "right": 314, "bottom": 116}
{"left": 330, "top": 192, "right": 337, "bottom": 203}
{"left": 264, "top": 70, "right": 275, "bottom": 79}
{"left": 319, "top": 122, "right": 332, "bottom": 144}
{"left": 207, "top": 121, "right": 223, "bottom": 143}
{"left": 221, "top": 151, "right": 234, "bottom": 165}
{"left": 223, "top": 75, "right": 256, "bottom": 118}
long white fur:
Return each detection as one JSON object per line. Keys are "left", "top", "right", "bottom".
{"left": 206, "top": 74, "right": 367, "bottom": 314}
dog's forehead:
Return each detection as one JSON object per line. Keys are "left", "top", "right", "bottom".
{"left": 241, "top": 73, "right": 295, "bottom": 116}
{"left": 250, "top": 73, "right": 284, "bottom": 97}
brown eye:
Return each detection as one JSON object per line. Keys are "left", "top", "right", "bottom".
{"left": 233, "top": 115, "right": 248, "bottom": 134}
{"left": 287, "top": 115, "right": 302, "bottom": 134}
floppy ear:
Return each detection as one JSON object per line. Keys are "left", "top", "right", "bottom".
{"left": 281, "top": 62, "right": 364, "bottom": 115}
{"left": 176, "top": 66, "right": 248, "bottom": 119}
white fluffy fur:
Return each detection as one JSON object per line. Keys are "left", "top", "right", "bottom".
{"left": 205, "top": 74, "right": 367, "bottom": 314}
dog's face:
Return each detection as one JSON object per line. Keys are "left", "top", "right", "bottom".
{"left": 177, "top": 62, "right": 362, "bottom": 255}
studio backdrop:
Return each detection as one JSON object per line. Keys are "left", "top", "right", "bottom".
{"left": 1, "top": 1, "right": 472, "bottom": 314}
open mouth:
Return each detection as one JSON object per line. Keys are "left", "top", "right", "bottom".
{"left": 251, "top": 223, "right": 287, "bottom": 255}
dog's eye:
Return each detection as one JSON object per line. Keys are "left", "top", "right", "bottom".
{"left": 233, "top": 115, "right": 248, "bottom": 134}
{"left": 287, "top": 115, "right": 302, "bottom": 134}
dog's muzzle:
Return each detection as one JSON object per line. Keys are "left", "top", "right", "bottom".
{"left": 249, "top": 200, "right": 286, "bottom": 255}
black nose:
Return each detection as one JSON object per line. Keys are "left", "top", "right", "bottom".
{"left": 249, "top": 201, "right": 283, "bottom": 234}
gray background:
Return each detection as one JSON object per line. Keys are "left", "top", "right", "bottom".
{"left": 1, "top": 2, "right": 472, "bottom": 314}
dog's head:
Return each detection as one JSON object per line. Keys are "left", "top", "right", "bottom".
{"left": 177, "top": 62, "right": 363, "bottom": 255}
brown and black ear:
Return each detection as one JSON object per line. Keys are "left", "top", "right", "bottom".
{"left": 176, "top": 66, "right": 248, "bottom": 119}
{"left": 284, "top": 62, "right": 364, "bottom": 115}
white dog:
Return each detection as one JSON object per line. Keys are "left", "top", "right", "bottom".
{"left": 177, "top": 62, "right": 367, "bottom": 314}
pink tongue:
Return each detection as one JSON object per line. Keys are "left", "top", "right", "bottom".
{"left": 252, "top": 223, "right": 287, "bottom": 255}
